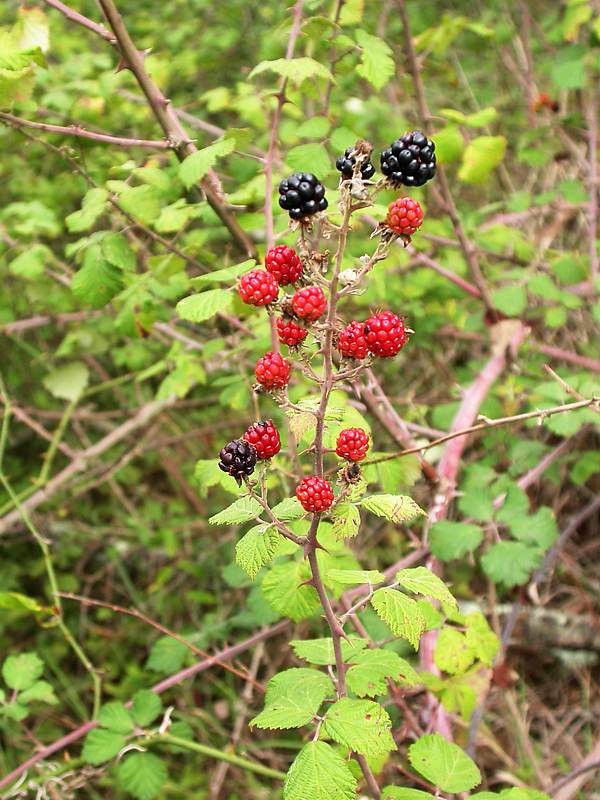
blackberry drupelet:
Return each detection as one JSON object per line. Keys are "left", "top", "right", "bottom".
{"left": 218, "top": 439, "right": 257, "bottom": 485}
{"left": 380, "top": 130, "right": 436, "bottom": 188}
{"left": 278, "top": 172, "right": 328, "bottom": 221}
{"left": 335, "top": 148, "right": 376, "bottom": 180}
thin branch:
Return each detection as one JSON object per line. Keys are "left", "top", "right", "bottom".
{"left": 0, "top": 112, "right": 170, "bottom": 149}
{"left": 42, "top": 0, "right": 116, "bottom": 43}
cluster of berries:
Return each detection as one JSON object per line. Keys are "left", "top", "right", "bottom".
{"left": 218, "top": 420, "right": 281, "bottom": 485}
{"left": 278, "top": 172, "right": 328, "bottom": 221}
{"left": 338, "top": 311, "right": 408, "bottom": 360}
{"left": 335, "top": 131, "right": 436, "bottom": 189}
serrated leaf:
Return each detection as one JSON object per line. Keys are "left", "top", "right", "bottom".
{"left": 360, "top": 495, "right": 424, "bottom": 525}
{"left": 179, "top": 138, "right": 235, "bottom": 188}
{"left": 331, "top": 503, "right": 361, "bottom": 539}
{"left": 261, "top": 561, "right": 320, "bottom": 622}
{"left": 0, "top": 592, "right": 46, "bottom": 613}
{"left": 395, "top": 567, "right": 458, "bottom": 613}
{"left": 119, "top": 184, "right": 162, "bottom": 224}
{"left": 65, "top": 188, "right": 108, "bottom": 232}
{"left": 2, "top": 701, "right": 29, "bottom": 720}
{"left": 236, "top": 525, "right": 281, "bottom": 579}
{"left": 209, "top": 496, "right": 263, "bottom": 525}
{"left": 132, "top": 690, "right": 162, "bottom": 726}
{"left": 146, "top": 636, "right": 187, "bottom": 674}
{"left": 481, "top": 541, "right": 541, "bottom": 587}
{"left": 323, "top": 697, "right": 396, "bottom": 757}
{"left": 464, "top": 612, "right": 499, "bottom": 666}
{"left": 290, "top": 636, "right": 368, "bottom": 666}
{"left": 458, "top": 135, "right": 507, "bottom": 184}
{"left": 43, "top": 361, "right": 89, "bottom": 402}
{"left": 434, "top": 628, "right": 475, "bottom": 675}
{"left": 176, "top": 289, "right": 232, "bottom": 323}
{"left": 509, "top": 507, "right": 559, "bottom": 550}
{"left": 249, "top": 57, "right": 333, "bottom": 86}
{"left": 192, "top": 259, "right": 256, "bottom": 285}
{"left": 251, "top": 668, "right": 333, "bottom": 729}
{"left": 2, "top": 652, "right": 43, "bottom": 691}
{"left": 326, "top": 569, "right": 384, "bottom": 586}
{"left": 287, "top": 144, "right": 332, "bottom": 177}
{"left": 72, "top": 247, "right": 124, "bottom": 308}
{"left": 346, "top": 649, "right": 419, "bottom": 697}
{"left": 9, "top": 244, "right": 48, "bottom": 279}
{"left": 82, "top": 728, "right": 126, "bottom": 765}
{"left": 429, "top": 521, "right": 483, "bottom": 562}
{"left": 371, "top": 588, "right": 426, "bottom": 649}
{"left": 355, "top": 30, "right": 394, "bottom": 90}
{"left": 98, "top": 702, "right": 134, "bottom": 734}
{"left": 19, "top": 680, "right": 58, "bottom": 705}
{"left": 408, "top": 733, "right": 481, "bottom": 792}
{"left": 271, "top": 497, "right": 306, "bottom": 521}
{"left": 101, "top": 232, "right": 136, "bottom": 271}
{"left": 284, "top": 740, "right": 357, "bottom": 800}
{"left": 118, "top": 752, "right": 167, "bottom": 800}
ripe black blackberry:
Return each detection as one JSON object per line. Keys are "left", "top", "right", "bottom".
{"left": 278, "top": 172, "right": 328, "bottom": 221}
{"left": 218, "top": 439, "right": 257, "bottom": 485}
{"left": 380, "top": 130, "right": 436, "bottom": 187}
{"left": 335, "top": 148, "right": 376, "bottom": 180}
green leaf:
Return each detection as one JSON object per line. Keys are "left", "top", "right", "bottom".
{"left": 261, "top": 561, "right": 320, "bottom": 622}
{"left": 290, "top": 636, "right": 367, "bottom": 666}
{"left": 249, "top": 57, "right": 333, "bottom": 86}
{"left": 271, "top": 497, "right": 306, "bottom": 521}
{"left": 179, "top": 138, "right": 235, "bottom": 188}
{"left": 287, "top": 144, "right": 332, "bottom": 177}
{"left": 98, "top": 702, "right": 134, "bottom": 734}
{"left": 192, "top": 259, "right": 256, "bottom": 285}
{"left": 65, "top": 188, "right": 108, "bottom": 232}
{"left": 251, "top": 668, "right": 333, "bottom": 729}
{"left": 383, "top": 789, "right": 435, "bottom": 799}
{"left": 2, "top": 652, "right": 43, "bottom": 691}
{"left": 355, "top": 30, "right": 394, "bottom": 90}
{"left": 346, "top": 649, "right": 419, "bottom": 697}
{"left": 551, "top": 52, "right": 585, "bottom": 89}
{"left": 236, "top": 525, "right": 282, "bottom": 579}
{"left": 2, "top": 701, "right": 29, "bottom": 721}
{"left": 284, "top": 740, "right": 357, "bottom": 800}
{"left": 491, "top": 285, "right": 527, "bottom": 316}
{"left": 176, "top": 289, "right": 233, "bottom": 323}
{"left": 464, "top": 612, "right": 499, "bottom": 666}
{"left": 118, "top": 752, "right": 167, "bottom": 800}
{"left": 408, "top": 733, "right": 481, "bottom": 792}
{"left": 0, "top": 592, "right": 45, "bottom": 613}
{"left": 359, "top": 495, "right": 424, "bottom": 525}
{"left": 323, "top": 697, "right": 396, "bottom": 757}
{"left": 43, "top": 361, "right": 89, "bottom": 402}
{"left": 72, "top": 247, "right": 124, "bottom": 308}
{"left": 19, "top": 680, "right": 58, "bottom": 705}
{"left": 82, "top": 728, "right": 126, "bottom": 765}
{"left": 481, "top": 541, "right": 542, "bottom": 587}
{"left": 431, "top": 126, "right": 463, "bottom": 164}
{"left": 429, "top": 521, "right": 483, "bottom": 561}
{"left": 331, "top": 503, "right": 361, "bottom": 539}
{"left": 434, "top": 628, "right": 475, "bottom": 675}
{"left": 326, "top": 569, "right": 384, "bottom": 586}
{"left": 395, "top": 567, "right": 458, "bottom": 613}
{"left": 371, "top": 588, "right": 426, "bottom": 649}
{"left": 509, "top": 507, "right": 559, "bottom": 550}
{"left": 209, "top": 496, "right": 263, "bottom": 525}
{"left": 458, "top": 136, "right": 507, "bottom": 184}
{"left": 9, "top": 244, "right": 48, "bottom": 279}
{"left": 146, "top": 636, "right": 187, "bottom": 674}
{"left": 118, "top": 185, "right": 162, "bottom": 224}
{"left": 132, "top": 690, "right": 162, "bottom": 727}
{"left": 101, "top": 232, "right": 136, "bottom": 271}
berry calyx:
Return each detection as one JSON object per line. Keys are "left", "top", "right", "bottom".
{"left": 292, "top": 285, "right": 327, "bottom": 321}
{"left": 238, "top": 269, "right": 279, "bottom": 306}
{"left": 218, "top": 439, "right": 257, "bottom": 485}
{"left": 335, "top": 148, "right": 376, "bottom": 180}
{"left": 265, "top": 244, "right": 303, "bottom": 286}
{"left": 278, "top": 173, "right": 328, "bottom": 221}
{"left": 255, "top": 352, "right": 291, "bottom": 389}
{"left": 296, "top": 475, "right": 334, "bottom": 512}
{"left": 337, "top": 320, "right": 368, "bottom": 360}
{"left": 364, "top": 311, "right": 408, "bottom": 358}
{"left": 380, "top": 130, "right": 436, "bottom": 188}
{"left": 336, "top": 427, "right": 370, "bottom": 462}
{"left": 277, "top": 316, "right": 308, "bottom": 347}
{"left": 386, "top": 197, "right": 423, "bottom": 237}
{"left": 243, "top": 420, "right": 281, "bottom": 459}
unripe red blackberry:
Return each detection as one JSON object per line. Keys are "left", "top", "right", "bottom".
{"left": 386, "top": 197, "right": 423, "bottom": 236}
{"left": 278, "top": 173, "right": 328, "bottom": 221}
{"left": 238, "top": 269, "right": 279, "bottom": 306}
{"left": 336, "top": 428, "right": 370, "bottom": 462}
{"left": 277, "top": 317, "right": 308, "bottom": 347}
{"left": 295, "top": 475, "right": 334, "bottom": 512}
{"left": 218, "top": 439, "right": 257, "bottom": 485}
{"left": 255, "top": 352, "right": 291, "bottom": 389}
{"left": 265, "top": 245, "right": 303, "bottom": 285}
{"left": 337, "top": 320, "right": 368, "bottom": 360}
{"left": 380, "top": 131, "right": 436, "bottom": 188}
{"left": 292, "top": 285, "right": 327, "bottom": 321}
{"left": 364, "top": 311, "right": 408, "bottom": 358}
{"left": 243, "top": 420, "right": 281, "bottom": 459}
